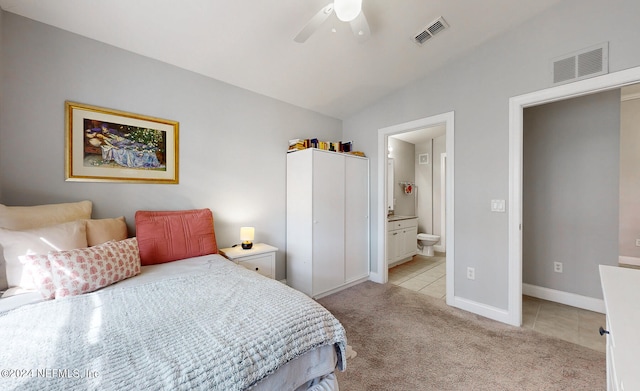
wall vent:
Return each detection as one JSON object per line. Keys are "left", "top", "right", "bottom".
{"left": 551, "top": 43, "right": 608, "bottom": 85}
{"left": 413, "top": 16, "right": 448, "bottom": 46}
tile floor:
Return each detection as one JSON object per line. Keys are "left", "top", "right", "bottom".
{"left": 388, "top": 254, "right": 446, "bottom": 299}
{"left": 522, "top": 295, "right": 606, "bottom": 352}
{"left": 388, "top": 254, "right": 607, "bottom": 352}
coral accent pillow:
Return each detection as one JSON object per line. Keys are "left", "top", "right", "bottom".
{"left": 85, "top": 217, "right": 128, "bottom": 246}
{"left": 0, "top": 200, "right": 92, "bottom": 230}
{"left": 0, "top": 220, "right": 88, "bottom": 290}
{"left": 21, "top": 254, "right": 56, "bottom": 300}
{"left": 48, "top": 238, "right": 141, "bottom": 298}
{"left": 135, "top": 209, "right": 218, "bottom": 265}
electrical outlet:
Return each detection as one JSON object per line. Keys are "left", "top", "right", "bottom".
{"left": 491, "top": 199, "right": 506, "bottom": 213}
{"left": 636, "top": 239, "right": 640, "bottom": 247}
{"left": 467, "top": 267, "right": 475, "bottom": 280}
{"left": 554, "top": 262, "right": 563, "bottom": 273}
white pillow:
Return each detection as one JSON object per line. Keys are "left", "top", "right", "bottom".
{"left": 0, "top": 200, "right": 92, "bottom": 291}
{"left": 0, "top": 220, "right": 88, "bottom": 290}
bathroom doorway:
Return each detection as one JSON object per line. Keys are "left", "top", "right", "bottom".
{"left": 388, "top": 127, "right": 446, "bottom": 253}
{"left": 376, "top": 111, "right": 455, "bottom": 306}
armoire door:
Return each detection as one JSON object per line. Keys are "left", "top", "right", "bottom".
{"left": 345, "top": 156, "right": 369, "bottom": 282}
{"left": 312, "top": 151, "right": 345, "bottom": 295}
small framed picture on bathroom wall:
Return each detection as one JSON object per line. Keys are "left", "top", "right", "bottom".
{"left": 418, "top": 153, "right": 429, "bottom": 165}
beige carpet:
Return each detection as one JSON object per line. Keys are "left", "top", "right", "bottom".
{"left": 318, "top": 281, "right": 606, "bottom": 391}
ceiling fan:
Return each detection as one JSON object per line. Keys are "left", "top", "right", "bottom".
{"left": 294, "top": 0, "right": 370, "bottom": 43}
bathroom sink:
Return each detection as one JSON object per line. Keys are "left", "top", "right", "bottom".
{"left": 387, "top": 215, "right": 417, "bottom": 222}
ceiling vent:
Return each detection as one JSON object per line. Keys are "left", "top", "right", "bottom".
{"left": 551, "top": 43, "right": 609, "bottom": 85}
{"left": 413, "top": 17, "right": 448, "bottom": 46}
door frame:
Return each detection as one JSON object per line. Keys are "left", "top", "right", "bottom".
{"left": 374, "top": 111, "right": 455, "bottom": 305}
{"left": 507, "top": 65, "right": 640, "bottom": 326}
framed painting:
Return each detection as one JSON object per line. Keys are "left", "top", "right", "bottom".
{"left": 65, "top": 101, "right": 179, "bottom": 184}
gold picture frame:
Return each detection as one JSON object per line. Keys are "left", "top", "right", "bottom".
{"left": 65, "top": 101, "right": 179, "bottom": 184}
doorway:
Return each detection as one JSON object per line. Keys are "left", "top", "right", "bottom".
{"left": 507, "top": 65, "right": 640, "bottom": 327}
{"left": 376, "top": 111, "right": 455, "bottom": 305}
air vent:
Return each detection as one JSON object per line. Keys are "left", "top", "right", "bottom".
{"left": 413, "top": 17, "right": 448, "bottom": 46}
{"left": 551, "top": 43, "right": 608, "bottom": 85}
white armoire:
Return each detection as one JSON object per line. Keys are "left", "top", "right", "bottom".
{"left": 286, "top": 148, "right": 369, "bottom": 298}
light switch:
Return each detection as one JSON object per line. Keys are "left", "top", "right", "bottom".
{"left": 491, "top": 199, "right": 506, "bottom": 212}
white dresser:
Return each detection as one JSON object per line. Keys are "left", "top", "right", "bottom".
{"left": 599, "top": 265, "right": 640, "bottom": 391}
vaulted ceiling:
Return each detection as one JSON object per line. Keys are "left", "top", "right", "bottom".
{"left": 0, "top": 0, "right": 563, "bottom": 119}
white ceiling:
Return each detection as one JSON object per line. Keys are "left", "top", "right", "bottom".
{"left": 0, "top": 0, "right": 563, "bottom": 119}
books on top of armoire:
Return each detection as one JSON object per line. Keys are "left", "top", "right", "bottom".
{"left": 288, "top": 138, "right": 365, "bottom": 157}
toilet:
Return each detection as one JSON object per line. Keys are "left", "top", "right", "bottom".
{"left": 417, "top": 233, "right": 440, "bottom": 256}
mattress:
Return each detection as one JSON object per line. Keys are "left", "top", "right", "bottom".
{"left": 0, "top": 254, "right": 344, "bottom": 390}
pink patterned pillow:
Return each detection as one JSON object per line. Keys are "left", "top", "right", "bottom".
{"left": 21, "top": 254, "right": 56, "bottom": 300}
{"left": 49, "top": 238, "right": 141, "bottom": 298}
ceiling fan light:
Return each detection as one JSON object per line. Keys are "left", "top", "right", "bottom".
{"left": 334, "top": 0, "right": 362, "bottom": 22}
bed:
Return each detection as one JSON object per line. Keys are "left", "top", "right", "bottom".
{"left": 0, "top": 202, "right": 346, "bottom": 390}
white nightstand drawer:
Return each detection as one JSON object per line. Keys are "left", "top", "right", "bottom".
{"left": 219, "top": 243, "right": 278, "bottom": 279}
{"left": 237, "top": 253, "right": 274, "bottom": 279}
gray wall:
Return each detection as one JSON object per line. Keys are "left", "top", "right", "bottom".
{"left": 620, "top": 96, "right": 640, "bottom": 260}
{"left": 414, "top": 141, "right": 432, "bottom": 234}
{"left": 432, "top": 135, "right": 446, "bottom": 239}
{"left": 0, "top": 12, "right": 342, "bottom": 280}
{"left": 343, "top": 0, "right": 640, "bottom": 309}
{"left": 523, "top": 90, "right": 620, "bottom": 299}
{"left": 388, "top": 137, "right": 415, "bottom": 216}
{"left": 414, "top": 135, "right": 445, "bottom": 237}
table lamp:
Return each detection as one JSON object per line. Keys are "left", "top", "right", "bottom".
{"left": 240, "top": 227, "right": 254, "bottom": 250}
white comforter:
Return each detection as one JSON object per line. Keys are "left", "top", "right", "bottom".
{"left": 0, "top": 255, "right": 346, "bottom": 390}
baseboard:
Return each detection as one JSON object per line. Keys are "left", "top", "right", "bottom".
{"left": 450, "top": 296, "right": 514, "bottom": 326}
{"left": 369, "top": 271, "right": 384, "bottom": 283}
{"left": 314, "top": 276, "right": 370, "bottom": 299}
{"left": 522, "top": 283, "right": 605, "bottom": 314}
{"left": 619, "top": 255, "right": 640, "bottom": 267}
{"left": 388, "top": 257, "right": 413, "bottom": 268}
{"left": 434, "top": 244, "right": 445, "bottom": 253}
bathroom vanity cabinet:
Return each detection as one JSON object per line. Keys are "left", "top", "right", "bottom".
{"left": 387, "top": 217, "right": 418, "bottom": 265}
{"left": 286, "top": 148, "right": 370, "bottom": 298}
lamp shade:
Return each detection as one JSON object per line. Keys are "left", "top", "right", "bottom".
{"left": 240, "top": 227, "right": 255, "bottom": 241}
{"left": 334, "top": 0, "right": 362, "bottom": 22}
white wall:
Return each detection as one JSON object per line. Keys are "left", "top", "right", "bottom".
{"left": 0, "top": 12, "right": 342, "bottom": 281}
{"left": 343, "top": 0, "right": 640, "bottom": 310}
{"left": 619, "top": 95, "right": 640, "bottom": 261}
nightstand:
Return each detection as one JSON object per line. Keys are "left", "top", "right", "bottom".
{"left": 219, "top": 243, "right": 278, "bottom": 279}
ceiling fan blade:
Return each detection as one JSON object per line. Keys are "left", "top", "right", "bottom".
{"left": 349, "top": 11, "right": 370, "bottom": 42}
{"left": 294, "top": 3, "right": 334, "bottom": 43}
